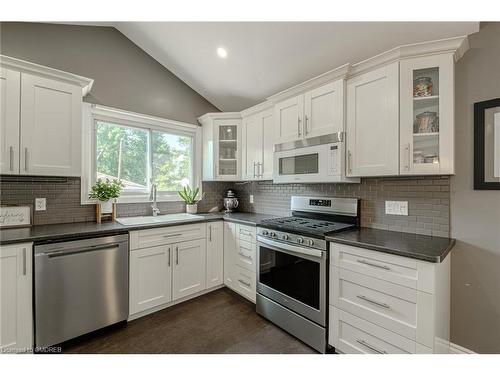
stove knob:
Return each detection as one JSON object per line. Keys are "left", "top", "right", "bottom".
{"left": 270, "top": 232, "right": 276, "bottom": 238}
{"left": 281, "top": 234, "right": 289, "bottom": 240}
{"left": 297, "top": 237, "right": 304, "bottom": 244}
{"left": 262, "top": 230, "right": 269, "bottom": 236}
{"left": 308, "top": 239, "right": 315, "bottom": 246}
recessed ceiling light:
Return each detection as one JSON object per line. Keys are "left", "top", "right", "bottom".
{"left": 216, "top": 47, "right": 228, "bottom": 58}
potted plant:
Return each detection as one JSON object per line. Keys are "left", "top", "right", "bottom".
{"left": 89, "top": 178, "right": 124, "bottom": 214}
{"left": 178, "top": 185, "right": 204, "bottom": 214}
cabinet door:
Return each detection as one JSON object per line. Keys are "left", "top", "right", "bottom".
{"left": 261, "top": 111, "right": 274, "bottom": 180}
{"left": 172, "top": 239, "right": 206, "bottom": 300}
{"left": 274, "top": 94, "right": 304, "bottom": 144}
{"left": 206, "top": 221, "right": 224, "bottom": 288}
{"left": 20, "top": 73, "right": 82, "bottom": 176}
{"left": 400, "top": 54, "right": 454, "bottom": 175}
{"left": 129, "top": 245, "right": 172, "bottom": 315}
{"left": 223, "top": 221, "right": 237, "bottom": 288}
{"left": 241, "top": 115, "right": 263, "bottom": 180}
{"left": 304, "top": 80, "right": 344, "bottom": 138}
{"left": 0, "top": 68, "right": 21, "bottom": 175}
{"left": 214, "top": 119, "right": 241, "bottom": 180}
{"left": 346, "top": 62, "right": 399, "bottom": 177}
{"left": 0, "top": 243, "right": 33, "bottom": 352}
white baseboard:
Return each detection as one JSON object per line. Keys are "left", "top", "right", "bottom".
{"left": 449, "top": 342, "right": 476, "bottom": 354}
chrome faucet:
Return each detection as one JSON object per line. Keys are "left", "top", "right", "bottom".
{"left": 150, "top": 183, "right": 160, "bottom": 216}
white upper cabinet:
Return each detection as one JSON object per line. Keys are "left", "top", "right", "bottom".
{"left": 346, "top": 62, "right": 400, "bottom": 177}
{"left": 20, "top": 73, "right": 82, "bottom": 176}
{"left": 273, "top": 79, "right": 345, "bottom": 145}
{"left": 399, "top": 54, "right": 455, "bottom": 175}
{"left": 241, "top": 107, "right": 274, "bottom": 180}
{"left": 274, "top": 94, "right": 304, "bottom": 144}
{"left": 0, "top": 55, "right": 93, "bottom": 177}
{"left": 200, "top": 113, "right": 242, "bottom": 181}
{"left": 0, "top": 68, "right": 20, "bottom": 174}
{"left": 304, "top": 80, "right": 344, "bottom": 138}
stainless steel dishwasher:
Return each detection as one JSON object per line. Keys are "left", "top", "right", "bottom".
{"left": 34, "top": 234, "right": 129, "bottom": 348}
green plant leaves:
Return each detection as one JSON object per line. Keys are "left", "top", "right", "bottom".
{"left": 89, "top": 178, "right": 124, "bottom": 202}
{"left": 177, "top": 185, "right": 204, "bottom": 205}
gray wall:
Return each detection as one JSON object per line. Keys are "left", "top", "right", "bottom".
{"left": 0, "top": 22, "right": 219, "bottom": 123}
{"left": 450, "top": 22, "right": 500, "bottom": 353}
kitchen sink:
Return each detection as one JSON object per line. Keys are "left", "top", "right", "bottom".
{"left": 116, "top": 213, "right": 202, "bottom": 226}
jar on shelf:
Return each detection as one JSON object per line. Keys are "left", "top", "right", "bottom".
{"left": 413, "top": 151, "right": 425, "bottom": 164}
{"left": 413, "top": 77, "right": 433, "bottom": 97}
{"left": 414, "top": 111, "right": 439, "bottom": 133}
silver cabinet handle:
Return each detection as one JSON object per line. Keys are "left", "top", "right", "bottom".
{"left": 163, "top": 233, "right": 182, "bottom": 238}
{"left": 209, "top": 225, "right": 212, "bottom": 242}
{"left": 357, "top": 258, "right": 391, "bottom": 271}
{"left": 405, "top": 143, "right": 411, "bottom": 170}
{"left": 305, "top": 114, "right": 309, "bottom": 135}
{"left": 22, "top": 248, "right": 27, "bottom": 276}
{"left": 9, "top": 146, "right": 14, "bottom": 171}
{"left": 238, "top": 279, "right": 251, "bottom": 288}
{"left": 357, "top": 295, "right": 391, "bottom": 309}
{"left": 238, "top": 252, "right": 253, "bottom": 260}
{"left": 347, "top": 150, "right": 353, "bottom": 174}
{"left": 168, "top": 247, "right": 171, "bottom": 267}
{"left": 176, "top": 246, "right": 179, "bottom": 265}
{"left": 356, "top": 339, "right": 387, "bottom": 354}
{"left": 297, "top": 117, "right": 302, "bottom": 137}
{"left": 24, "top": 148, "right": 28, "bottom": 172}
{"left": 253, "top": 162, "right": 257, "bottom": 178}
{"left": 258, "top": 162, "right": 263, "bottom": 178}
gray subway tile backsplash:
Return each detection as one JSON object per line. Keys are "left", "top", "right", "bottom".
{"left": 0, "top": 175, "right": 450, "bottom": 236}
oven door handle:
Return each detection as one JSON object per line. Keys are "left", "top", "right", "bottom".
{"left": 257, "top": 236, "right": 324, "bottom": 259}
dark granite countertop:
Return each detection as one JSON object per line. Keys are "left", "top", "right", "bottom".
{"left": 326, "top": 227, "right": 455, "bottom": 263}
{"left": 0, "top": 212, "right": 276, "bottom": 245}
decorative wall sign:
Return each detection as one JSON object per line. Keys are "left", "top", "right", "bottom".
{"left": 474, "top": 98, "right": 500, "bottom": 190}
{"left": 0, "top": 206, "right": 32, "bottom": 228}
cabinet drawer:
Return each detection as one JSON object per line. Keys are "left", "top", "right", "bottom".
{"left": 236, "top": 239, "right": 256, "bottom": 272}
{"left": 237, "top": 224, "right": 256, "bottom": 244}
{"left": 330, "top": 266, "right": 419, "bottom": 340}
{"left": 233, "top": 265, "right": 256, "bottom": 303}
{"left": 330, "top": 243, "right": 419, "bottom": 289}
{"left": 130, "top": 223, "right": 206, "bottom": 250}
{"left": 329, "top": 306, "right": 416, "bottom": 354}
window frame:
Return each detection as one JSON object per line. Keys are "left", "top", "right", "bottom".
{"left": 81, "top": 104, "right": 202, "bottom": 204}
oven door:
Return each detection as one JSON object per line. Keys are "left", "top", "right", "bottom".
{"left": 257, "top": 236, "right": 327, "bottom": 326}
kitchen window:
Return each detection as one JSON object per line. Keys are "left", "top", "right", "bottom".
{"left": 82, "top": 104, "right": 202, "bottom": 203}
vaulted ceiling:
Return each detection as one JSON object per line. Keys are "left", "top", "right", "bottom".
{"left": 78, "top": 22, "right": 480, "bottom": 111}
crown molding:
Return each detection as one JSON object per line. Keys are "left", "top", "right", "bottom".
{"left": 350, "top": 36, "right": 469, "bottom": 77}
{"left": 0, "top": 54, "right": 94, "bottom": 96}
{"left": 197, "top": 111, "right": 242, "bottom": 124}
{"left": 267, "top": 63, "right": 350, "bottom": 103}
{"left": 240, "top": 101, "right": 273, "bottom": 118}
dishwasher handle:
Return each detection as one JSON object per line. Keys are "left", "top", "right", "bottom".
{"left": 41, "top": 243, "right": 120, "bottom": 258}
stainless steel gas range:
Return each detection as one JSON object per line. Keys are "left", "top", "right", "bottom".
{"left": 256, "top": 196, "right": 359, "bottom": 353}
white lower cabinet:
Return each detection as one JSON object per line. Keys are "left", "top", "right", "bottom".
{"left": 329, "top": 242, "right": 450, "bottom": 354}
{"left": 223, "top": 223, "right": 257, "bottom": 302}
{"left": 172, "top": 239, "right": 206, "bottom": 300}
{"left": 0, "top": 243, "right": 33, "bottom": 353}
{"left": 206, "top": 221, "right": 224, "bottom": 289}
{"left": 129, "top": 223, "right": 213, "bottom": 318}
{"left": 129, "top": 245, "right": 172, "bottom": 315}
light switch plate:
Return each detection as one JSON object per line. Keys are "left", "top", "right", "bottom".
{"left": 249, "top": 195, "right": 254, "bottom": 204}
{"left": 35, "top": 198, "right": 46, "bottom": 211}
{"left": 385, "top": 200, "right": 408, "bottom": 216}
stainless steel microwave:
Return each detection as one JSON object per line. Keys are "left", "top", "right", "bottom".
{"left": 273, "top": 133, "right": 360, "bottom": 184}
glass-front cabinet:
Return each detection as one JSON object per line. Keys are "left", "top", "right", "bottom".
{"left": 400, "top": 54, "right": 455, "bottom": 175}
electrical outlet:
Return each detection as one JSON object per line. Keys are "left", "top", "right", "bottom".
{"left": 249, "top": 195, "right": 254, "bottom": 204}
{"left": 385, "top": 200, "right": 408, "bottom": 216}
{"left": 35, "top": 198, "right": 46, "bottom": 211}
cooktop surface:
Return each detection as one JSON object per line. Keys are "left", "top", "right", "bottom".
{"left": 259, "top": 216, "right": 356, "bottom": 237}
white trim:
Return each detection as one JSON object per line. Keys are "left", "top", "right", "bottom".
{"left": 267, "top": 63, "right": 350, "bottom": 103}
{"left": 240, "top": 101, "right": 273, "bottom": 118}
{"left": 81, "top": 103, "right": 202, "bottom": 205}
{"left": 197, "top": 111, "right": 241, "bottom": 123}
{"left": 449, "top": 342, "right": 476, "bottom": 354}
{"left": 0, "top": 54, "right": 94, "bottom": 96}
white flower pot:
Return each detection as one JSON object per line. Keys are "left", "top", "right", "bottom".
{"left": 100, "top": 199, "right": 113, "bottom": 214}
{"left": 186, "top": 204, "right": 198, "bottom": 214}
